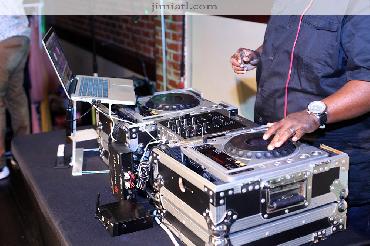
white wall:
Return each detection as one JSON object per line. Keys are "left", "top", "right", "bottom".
{"left": 186, "top": 16, "right": 266, "bottom": 120}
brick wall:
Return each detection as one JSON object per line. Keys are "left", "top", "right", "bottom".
{"left": 154, "top": 15, "right": 185, "bottom": 90}
{"left": 49, "top": 15, "right": 185, "bottom": 91}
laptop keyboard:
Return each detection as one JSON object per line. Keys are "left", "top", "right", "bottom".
{"left": 78, "top": 77, "right": 109, "bottom": 98}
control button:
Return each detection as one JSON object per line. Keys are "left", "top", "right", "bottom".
{"left": 273, "top": 151, "right": 280, "bottom": 157}
{"left": 299, "top": 154, "right": 310, "bottom": 159}
{"left": 245, "top": 152, "right": 253, "bottom": 158}
{"left": 311, "top": 151, "right": 322, "bottom": 156}
{"left": 264, "top": 152, "right": 272, "bottom": 158}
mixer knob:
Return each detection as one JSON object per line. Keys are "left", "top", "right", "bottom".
{"left": 273, "top": 151, "right": 281, "bottom": 157}
{"left": 256, "top": 153, "right": 262, "bottom": 159}
{"left": 245, "top": 152, "right": 253, "bottom": 158}
{"left": 265, "top": 152, "right": 273, "bottom": 158}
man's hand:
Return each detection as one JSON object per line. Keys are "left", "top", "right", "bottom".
{"left": 230, "top": 48, "right": 260, "bottom": 74}
{"left": 262, "top": 111, "right": 321, "bottom": 150}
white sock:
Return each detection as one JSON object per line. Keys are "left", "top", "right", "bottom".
{"left": 0, "top": 166, "right": 10, "bottom": 180}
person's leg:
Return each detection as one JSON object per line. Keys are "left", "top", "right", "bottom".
{"left": 348, "top": 204, "right": 370, "bottom": 236}
{"left": 0, "top": 88, "right": 7, "bottom": 174}
{"left": 0, "top": 38, "right": 11, "bottom": 170}
{"left": 0, "top": 36, "right": 30, "bottom": 179}
{"left": 347, "top": 157, "right": 370, "bottom": 237}
{"left": 4, "top": 36, "right": 30, "bottom": 139}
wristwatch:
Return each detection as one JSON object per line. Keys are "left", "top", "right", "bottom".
{"left": 307, "top": 101, "right": 328, "bottom": 129}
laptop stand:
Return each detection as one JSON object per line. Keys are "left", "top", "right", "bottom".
{"left": 70, "top": 100, "right": 85, "bottom": 176}
{"left": 70, "top": 100, "right": 111, "bottom": 176}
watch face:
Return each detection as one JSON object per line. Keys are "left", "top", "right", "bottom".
{"left": 308, "top": 101, "right": 326, "bottom": 114}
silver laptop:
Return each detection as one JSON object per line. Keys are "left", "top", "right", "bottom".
{"left": 43, "top": 28, "right": 136, "bottom": 105}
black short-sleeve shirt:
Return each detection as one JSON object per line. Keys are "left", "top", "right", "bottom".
{"left": 255, "top": 16, "right": 370, "bottom": 204}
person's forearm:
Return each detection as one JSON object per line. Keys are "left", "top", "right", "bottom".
{"left": 322, "top": 80, "right": 370, "bottom": 124}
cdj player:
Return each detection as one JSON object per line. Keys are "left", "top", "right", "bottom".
{"left": 149, "top": 126, "right": 349, "bottom": 245}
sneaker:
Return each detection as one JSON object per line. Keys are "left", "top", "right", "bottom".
{"left": 0, "top": 154, "right": 9, "bottom": 180}
{"left": 0, "top": 166, "right": 10, "bottom": 180}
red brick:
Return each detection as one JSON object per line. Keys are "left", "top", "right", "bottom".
{"left": 167, "top": 22, "right": 182, "bottom": 32}
{"left": 171, "top": 33, "right": 182, "bottom": 42}
{"left": 142, "top": 30, "right": 153, "bottom": 37}
{"left": 156, "top": 82, "right": 163, "bottom": 90}
{"left": 172, "top": 53, "right": 182, "bottom": 63}
{"left": 169, "top": 79, "right": 178, "bottom": 88}
{"left": 154, "top": 18, "right": 161, "bottom": 27}
{"left": 142, "top": 47, "right": 153, "bottom": 56}
{"left": 157, "top": 74, "right": 163, "bottom": 82}
{"left": 172, "top": 15, "right": 184, "bottom": 22}
{"left": 167, "top": 42, "right": 181, "bottom": 52}
{"left": 168, "top": 61, "right": 181, "bottom": 71}
{"left": 173, "top": 70, "right": 181, "bottom": 78}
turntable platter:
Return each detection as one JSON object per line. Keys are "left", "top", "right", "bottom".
{"left": 224, "top": 132, "right": 296, "bottom": 159}
{"left": 145, "top": 93, "right": 200, "bottom": 111}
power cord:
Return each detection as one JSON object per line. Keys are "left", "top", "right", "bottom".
{"left": 153, "top": 210, "right": 180, "bottom": 246}
{"left": 92, "top": 102, "right": 158, "bottom": 141}
{"left": 283, "top": 0, "right": 315, "bottom": 117}
{"left": 65, "top": 107, "right": 92, "bottom": 122}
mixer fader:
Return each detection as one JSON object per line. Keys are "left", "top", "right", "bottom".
{"left": 159, "top": 110, "right": 250, "bottom": 140}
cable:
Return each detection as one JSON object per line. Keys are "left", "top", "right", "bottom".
{"left": 93, "top": 104, "right": 157, "bottom": 140}
{"left": 137, "top": 139, "right": 164, "bottom": 189}
{"left": 109, "top": 113, "right": 118, "bottom": 142}
{"left": 283, "top": 0, "right": 315, "bottom": 118}
{"left": 92, "top": 103, "right": 158, "bottom": 142}
{"left": 93, "top": 104, "right": 130, "bottom": 142}
{"left": 144, "top": 130, "right": 158, "bottom": 142}
{"left": 83, "top": 148, "right": 100, "bottom": 152}
{"left": 140, "top": 140, "right": 163, "bottom": 163}
{"left": 160, "top": 0, "right": 167, "bottom": 90}
{"left": 81, "top": 170, "right": 110, "bottom": 175}
{"left": 93, "top": 104, "right": 134, "bottom": 125}
{"left": 153, "top": 210, "right": 179, "bottom": 246}
{"left": 65, "top": 107, "right": 92, "bottom": 122}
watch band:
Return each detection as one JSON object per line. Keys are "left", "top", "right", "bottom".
{"left": 319, "top": 112, "right": 328, "bottom": 126}
{"left": 307, "top": 110, "right": 327, "bottom": 129}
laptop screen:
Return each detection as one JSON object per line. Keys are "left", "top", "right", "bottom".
{"left": 43, "top": 29, "right": 73, "bottom": 92}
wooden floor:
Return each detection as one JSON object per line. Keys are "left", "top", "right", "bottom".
{"left": 0, "top": 175, "right": 30, "bottom": 246}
